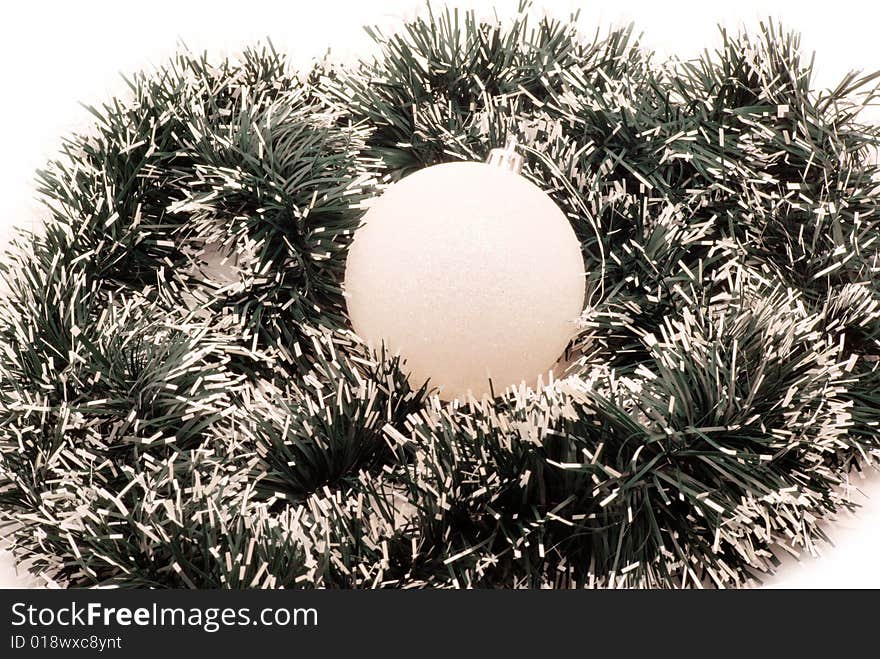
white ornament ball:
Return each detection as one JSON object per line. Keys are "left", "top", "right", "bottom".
{"left": 344, "top": 161, "right": 585, "bottom": 400}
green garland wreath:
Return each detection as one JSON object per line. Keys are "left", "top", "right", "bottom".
{"left": 2, "top": 4, "right": 880, "bottom": 588}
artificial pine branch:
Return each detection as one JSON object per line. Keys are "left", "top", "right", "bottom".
{"left": 1, "top": 2, "right": 879, "bottom": 588}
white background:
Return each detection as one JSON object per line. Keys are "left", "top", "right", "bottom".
{"left": 1, "top": 0, "right": 879, "bottom": 588}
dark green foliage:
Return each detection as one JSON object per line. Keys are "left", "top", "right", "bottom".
{"left": 1, "top": 3, "right": 879, "bottom": 588}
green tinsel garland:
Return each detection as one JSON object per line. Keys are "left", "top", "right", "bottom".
{"left": 2, "top": 4, "right": 880, "bottom": 588}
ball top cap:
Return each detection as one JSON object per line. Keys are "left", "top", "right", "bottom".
{"left": 486, "top": 137, "right": 524, "bottom": 175}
